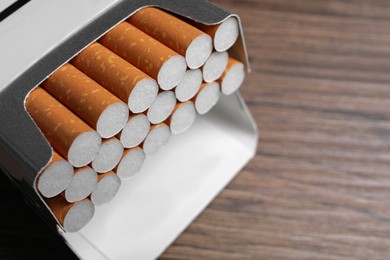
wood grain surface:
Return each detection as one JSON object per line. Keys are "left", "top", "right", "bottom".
{"left": 161, "top": 0, "right": 390, "bottom": 259}
{"left": 1, "top": 0, "right": 390, "bottom": 259}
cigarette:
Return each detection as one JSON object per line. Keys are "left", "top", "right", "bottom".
{"left": 175, "top": 69, "right": 203, "bottom": 102}
{"left": 64, "top": 166, "right": 98, "bottom": 203}
{"left": 194, "top": 82, "right": 221, "bottom": 115}
{"left": 142, "top": 123, "right": 171, "bottom": 156}
{"left": 198, "top": 17, "right": 240, "bottom": 52}
{"left": 116, "top": 147, "right": 145, "bottom": 179}
{"left": 36, "top": 151, "right": 73, "bottom": 198}
{"left": 203, "top": 51, "right": 229, "bottom": 83}
{"left": 119, "top": 114, "right": 150, "bottom": 149}
{"left": 25, "top": 87, "right": 101, "bottom": 168}
{"left": 218, "top": 57, "right": 245, "bottom": 95}
{"left": 45, "top": 196, "right": 95, "bottom": 233}
{"left": 42, "top": 64, "right": 129, "bottom": 139}
{"left": 91, "top": 137, "right": 124, "bottom": 174}
{"left": 100, "top": 22, "right": 187, "bottom": 91}
{"left": 147, "top": 91, "right": 177, "bottom": 125}
{"left": 128, "top": 7, "right": 213, "bottom": 69}
{"left": 167, "top": 101, "right": 197, "bottom": 135}
{"left": 90, "top": 171, "right": 121, "bottom": 206}
{"left": 71, "top": 43, "right": 159, "bottom": 113}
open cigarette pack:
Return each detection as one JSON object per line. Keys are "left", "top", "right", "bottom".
{"left": 0, "top": 0, "right": 257, "bottom": 259}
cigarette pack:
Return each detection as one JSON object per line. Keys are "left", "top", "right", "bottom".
{"left": 0, "top": 0, "right": 258, "bottom": 258}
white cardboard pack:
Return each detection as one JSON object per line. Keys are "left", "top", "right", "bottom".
{"left": 0, "top": 0, "right": 258, "bottom": 259}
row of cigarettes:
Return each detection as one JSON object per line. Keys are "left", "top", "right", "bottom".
{"left": 26, "top": 7, "right": 245, "bottom": 232}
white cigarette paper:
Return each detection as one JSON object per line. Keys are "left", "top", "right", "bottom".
{"left": 203, "top": 51, "right": 229, "bottom": 83}
{"left": 116, "top": 147, "right": 146, "bottom": 179}
{"left": 63, "top": 200, "right": 95, "bottom": 233}
{"left": 64, "top": 166, "right": 98, "bottom": 203}
{"left": 37, "top": 153, "right": 74, "bottom": 198}
{"left": 195, "top": 82, "right": 221, "bottom": 115}
{"left": 220, "top": 59, "right": 246, "bottom": 95}
{"left": 213, "top": 17, "right": 240, "bottom": 52}
{"left": 147, "top": 91, "right": 177, "bottom": 124}
{"left": 92, "top": 138, "right": 124, "bottom": 174}
{"left": 91, "top": 172, "right": 121, "bottom": 206}
{"left": 68, "top": 131, "right": 102, "bottom": 168}
{"left": 143, "top": 123, "right": 171, "bottom": 156}
{"left": 175, "top": 69, "right": 203, "bottom": 102}
{"left": 120, "top": 114, "right": 151, "bottom": 149}
{"left": 169, "top": 102, "right": 197, "bottom": 135}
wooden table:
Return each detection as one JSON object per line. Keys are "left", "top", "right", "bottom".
{"left": 162, "top": 0, "right": 390, "bottom": 259}
{"left": 1, "top": 0, "right": 390, "bottom": 259}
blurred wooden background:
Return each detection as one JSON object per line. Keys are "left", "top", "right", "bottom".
{"left": 2, "top": 0, "right": 390, "bottom": 259}
{"left": 162, "top": 0, "right": 390, "bottom": 259}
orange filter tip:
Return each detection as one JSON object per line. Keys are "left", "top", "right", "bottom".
{"left": 37, "top": 151, "right": 74, "bottom": 198}
{"left": 218, "top": 57, "right": 245, "bottom": 95}
{"left": 72, "top": 43, "right": 159, "bottom": 113}
{"left": 198, "top": 17, "right": 240, "bottom": 52}
{"left": 129, "top": 7, "right": 213, "bottom": 69}
{"left": 45, "top": 196, "right": 95, "bottom": 233}
{"left": 42, "top": 63, "right": 129, "bottom": 138}
{"left": 100, "top": 22, "right": 186, "bottom": 91}
{"left": 25, "top": 87, "right": 101, "bottom": 167}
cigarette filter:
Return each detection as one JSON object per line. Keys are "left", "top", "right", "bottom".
{"left": 72, "top": 42, "right": 159, "bottom": 113}
{"left": 128, "top": 7, "right": 213, "bottom": 69}
{"left": 175, "top": 69, "right": 203, "bottom": 102}
{"left": 25, "top": 87, "right": 101, "bottom": 168}
{"left": 42, "top": 64, "right": 129, "bottom": 138}
{"left": 36, "top": 151, "right": 73, "bottom": 198}
{"left": 168, "top": 101, "right": 197, "bottom": 135}
{"left": 116, "top": 147, "right": 146, "bottom": 179}
{"left": 119, "top": 114, "right": 151, "bottom": 149}
{"left": 100, "top": 22, "right": 187, "bottom": 90}
{"left": 194, "top": 82, "right": 222, "bottom": 115}
{"left": 91, "top": 137, "right": 124, "bottom": 174}
{"left": 143, "top": 123, "right": 172, "bottom": 156}
{"left": 219, "top": 57, "right": 246, "bottom": 95}
{"left": 90, "top": 171, "right": 121, "bottom": 206}
{"left": 203, "top": 51, "right": 229, "bottom": 83}
{"left": 198, "top": 17, "right": 240, "bottom": 52}
{"left": 147, "top": 91, "right": 177, "bottom": 125}
{"left": 64, "top": 166, "right": 98, "bottom": 203}
{"left": 46, "top": 196, "right": 95, "bottom": 233}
